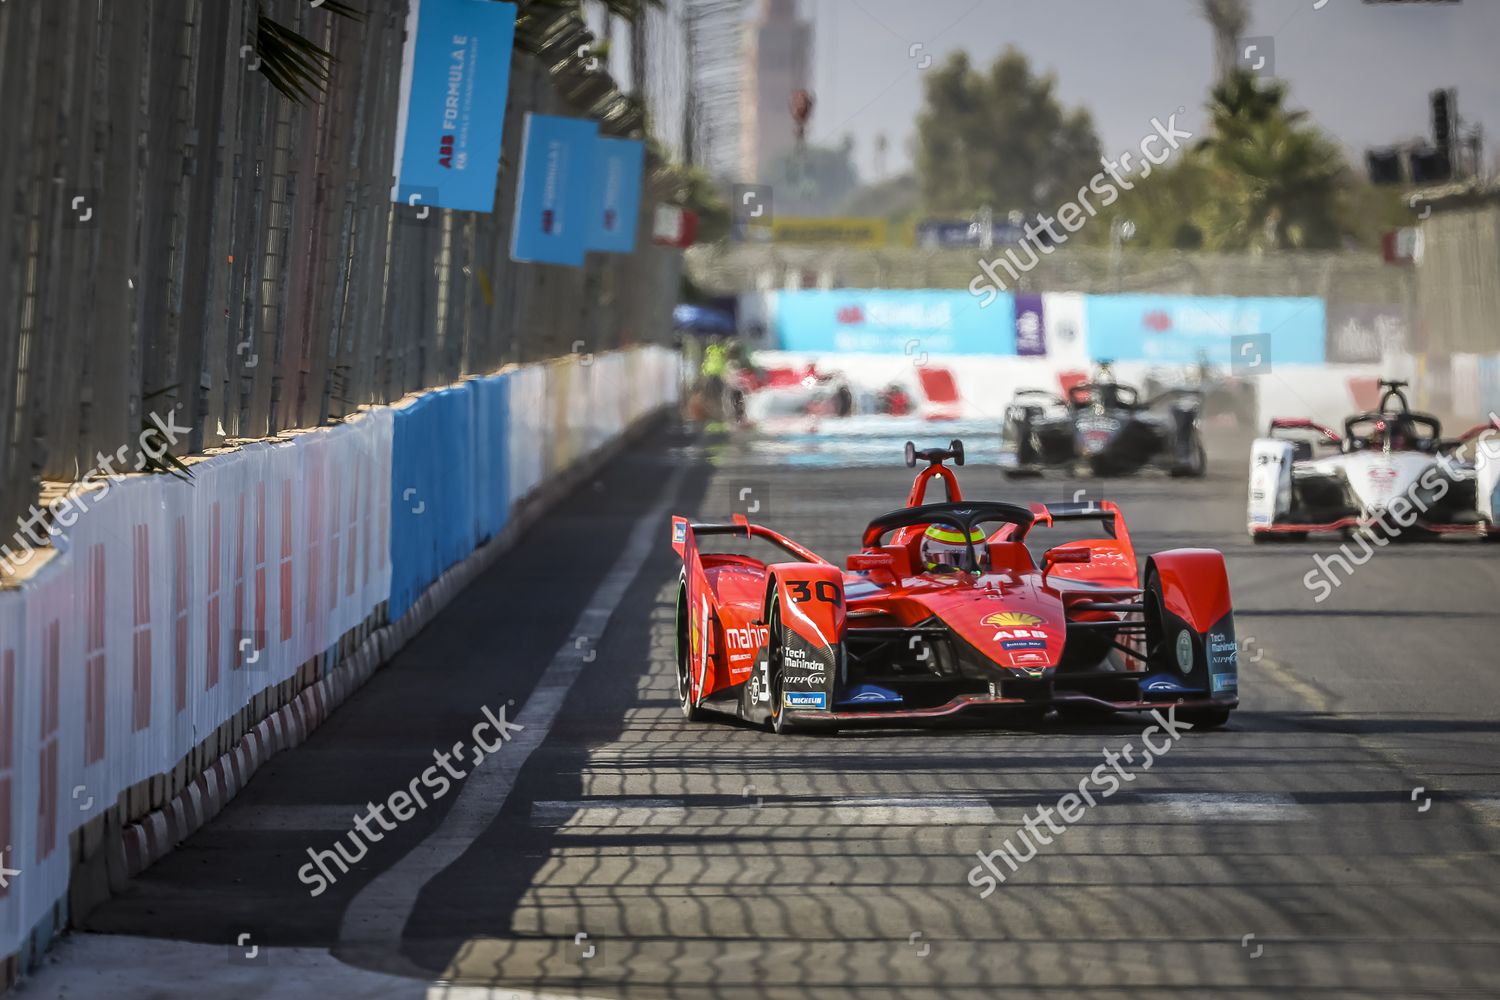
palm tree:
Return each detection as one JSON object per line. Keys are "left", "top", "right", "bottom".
{"left": 1200, "top": 0, "right": 1250, "bottom": 87}
{"left": 1196, "top": 72, "right": 1348, "bottom": 250}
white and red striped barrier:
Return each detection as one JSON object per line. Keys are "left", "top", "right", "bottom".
{"left": 0, "top": 345, "right": 680, "bottom": 970}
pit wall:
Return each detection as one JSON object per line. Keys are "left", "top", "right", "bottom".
{"left": 0, "top": 346, "right": 681, "bottom": 981}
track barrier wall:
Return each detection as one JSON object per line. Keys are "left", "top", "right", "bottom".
{"left": 746, "top": 290, "right": 1499, "bottom": 430}
{"left": 0, "top": 345, "right": 680, "bottom": 975}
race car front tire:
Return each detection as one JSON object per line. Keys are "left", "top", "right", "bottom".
{"left": 766, "top": 595, "right": 837, "bottom": 736}
{"left": 1143, "top": 567, "right": 1233, "bottom": 730}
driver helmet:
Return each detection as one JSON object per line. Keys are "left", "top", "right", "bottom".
{"left": 1388, "top": 417, "right": 1413, "bottom": 451}
{"left": 921, "top": 524, "right": 987, "bottom": 573}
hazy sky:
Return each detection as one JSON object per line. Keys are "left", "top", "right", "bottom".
{"left": 794, "top": 0, "right": 1500, "bottom": 184}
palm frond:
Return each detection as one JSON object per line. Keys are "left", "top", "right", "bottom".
{"left": 253, "top": 3, "right": 363, "bottom": 105}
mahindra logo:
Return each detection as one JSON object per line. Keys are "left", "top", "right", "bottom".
{"left": 836, "top": 305, "right": 864, "bottom": 325}
{"left": 438, "top": 133, "right": 455, "bottom": 169}
{"left": 1144, "top": 310, "right": 1171, "bottom": 332}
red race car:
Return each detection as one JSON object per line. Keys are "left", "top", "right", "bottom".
{"left": 671, "top": 440, "right": 1239, "bottom": 734}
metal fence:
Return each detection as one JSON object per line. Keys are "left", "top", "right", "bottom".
{"left": 0, "top": 0, "right": 681, "bottom": 545}
{"left": 685, "top": 244, "right": 1414, "bottom": 307}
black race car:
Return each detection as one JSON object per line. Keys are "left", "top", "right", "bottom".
{"left": 1002, "top": 379, "right": 1207, "bottom": 478}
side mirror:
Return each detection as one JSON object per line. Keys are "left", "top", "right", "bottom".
{"left": 1041, "top": 545, "right": 1091, "bottom": 584}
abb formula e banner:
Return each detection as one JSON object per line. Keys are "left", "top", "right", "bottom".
{"left": 586, "top": 137, "right": 645, "bottom": 254}
{"left": 511, "top": 114, "right": 599, "bottom": 266}
{"left": 774, "top": 289, "right": 1015, "bottom": 355}
{"left": 391, "top": 0, "right": 517, "bottom": 213}
{"left": 1085, "top": 294, "right": 1326, "bottom": 366}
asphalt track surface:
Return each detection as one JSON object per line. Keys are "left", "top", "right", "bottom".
{"left": 30, "top": 420, "right": 1500, "bottom": 999}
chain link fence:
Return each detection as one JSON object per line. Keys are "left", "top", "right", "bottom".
{"left": 0, "top": 0, "right": 681, "bottom": 546}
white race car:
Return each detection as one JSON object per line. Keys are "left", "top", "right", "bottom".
{"left": 1247, "top": 380, "right": 1500, "bottom": 541}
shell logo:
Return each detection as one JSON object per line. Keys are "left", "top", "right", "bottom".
{"left": 981, "top": 611, "right": 1044, "bottom": 628}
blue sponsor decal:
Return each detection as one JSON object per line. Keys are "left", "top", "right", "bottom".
{"left": 1001, "top": 639, "right": 1047, "bottom": 651}
{"left": 1212, "top": 674, "right": 1239, "bottom": 693}
{"left": 672, "top": 521, "right": 686, "bottom": 544}
{"left": 1085, "top": 294, "right": 1326, "bottom": 365}
{"left": 392, "top": 0, "right": 517, "bottom": 213}
{"left": 837, "top": 683, "right": 903, "bottom": 707}
{"left": 772, "top": 289, "right": 1013, "bottom": 355}
{"left": 511, "top": 113, "right": 599, "bottom": 266}
{"left": 1141, "top": 675, "right": 1196, "bottom": 695}
{"left": 784, "top": 691, "right": 828, "bottom": 710}
{"left": 586, "top": 137, "right": 645, "bottom": 253}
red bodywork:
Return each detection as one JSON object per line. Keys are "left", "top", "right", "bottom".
{"left": 672, "top": 457, "right": 1239, "bottom": 729}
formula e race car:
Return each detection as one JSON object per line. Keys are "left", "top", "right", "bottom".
{"left": 1143, "top": 352, "right": 1257, "bottom": 426}
{"left": 671, "top": 440, "right": 1239, "bottom": 734}
{"left": 1002, "top": 374, "right": 1207, "bottom": 478}
{"left": 1247, "top": 379, "right": 1500, "bottom": 541}
{"left": 723, "top": 363, "right": 854, "bottom": 423}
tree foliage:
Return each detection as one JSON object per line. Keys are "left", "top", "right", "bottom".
{"left": 914, "top": 48, "right": 1102, "bottom": 217}
{"left": 1102, "top": 72, "right": 1372, "bottom": 252}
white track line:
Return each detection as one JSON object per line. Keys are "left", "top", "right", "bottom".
{"left": 336, "top": 468, "right": 684, "bottom": 972}
{"left": 1137, "top": 792, "right": 1305, "bottom": 821}
{"left": 529, "top": 796, "right": 999, "bottom": 827}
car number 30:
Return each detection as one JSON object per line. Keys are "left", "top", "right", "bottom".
{"left": 788, "top": 580, "right": 841, "bottom": 606}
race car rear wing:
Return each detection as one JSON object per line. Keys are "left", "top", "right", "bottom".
{"left": 1267, "top": 417, "right": 1342, "bottom": 444}
{"left": 1450, "top": 415, "right": 1500, "bottom": 448}
{"left": 1028, "top": 500, "right": 1124, "bottom": 536}
{"left": 1142, "top": 387, "right": 1205, "bottom": 410}
{"left": 671, "top": 514, "right": 831, "bottom": 566}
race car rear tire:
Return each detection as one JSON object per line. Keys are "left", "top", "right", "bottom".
{"left": 1170, "top": 441, "right": 1208, "bottom": 479}
{"left": 675, "top": 583, "right": 707, "bottom": 722}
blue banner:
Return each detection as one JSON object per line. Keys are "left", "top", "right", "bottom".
{"left": 586, "top": 137, "right": 645, "bottom": 253}
{"left": 915, "top": 220, "right": 981, "bottom": 249}
{"left": 388, "top": 373, "right": 512, "bottom": 620}
{"left": 772, "top": 290, "right": 1015, "bottom": 355}
{"left": 511, "top": 114, "right": 599, "bottom": 266}
{"left": 915, "top": 219, "right": 1027, "bottom": 248}
{"left": 388, "top": 386, "right": 478, "bottom": 620}
{"left": 392, "top": 0, "right": 517, "bottom": 214}
{"left": 1084, "top": 294, "right": 1326, "bottom": 365}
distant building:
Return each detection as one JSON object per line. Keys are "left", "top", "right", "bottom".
{"left": 739, "top": 0, "right": 812, "bottom": 183}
